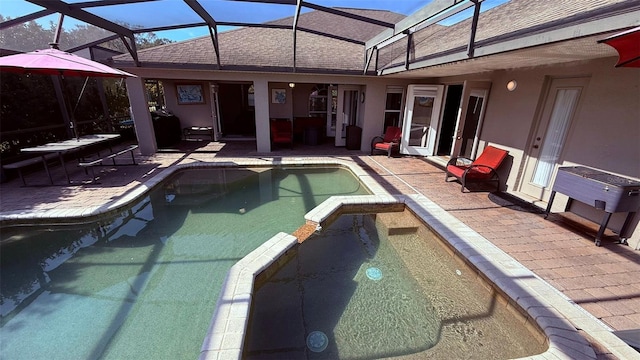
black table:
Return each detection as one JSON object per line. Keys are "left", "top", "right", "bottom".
{"left": 545, "top": 166, "right": 640, "bottom": 246}
{"left": 21, "top": 134, "right": 120, "bottom": 184}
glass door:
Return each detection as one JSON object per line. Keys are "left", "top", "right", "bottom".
{"left": 520, "top": 77, "right": 588, "bottom": 200}
{"left": 450, "top": 81, "right": 491, "bottom": 158}
{"left": 400, "top": 85, "right": 444, "bottom": 156}
{"left": 335, "top": 85, "right": 360, "bottom": 147}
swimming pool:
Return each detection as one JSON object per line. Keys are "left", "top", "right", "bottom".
{"left": 245, "top": 211, "right": 547, "bottom": 359}
{"left": 0, "top": 166, "right": 369, "bottom": 360}
{"left": 205, "top": 191, "right": 611, "bottom": 359}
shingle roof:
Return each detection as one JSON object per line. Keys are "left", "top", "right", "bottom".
{"left": 378, "top": 0, "right": 631, "bottom": 70}
{"left": 111, "top": 0, "right": 635, "bottom": 75}
{"left": 112, "top": 8, "right": 404, "bottom": 74}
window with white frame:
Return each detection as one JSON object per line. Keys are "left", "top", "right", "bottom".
{"left": 383, "top": 87, "right": 404, "bottom": 129}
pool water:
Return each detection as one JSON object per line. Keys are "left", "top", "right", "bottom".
{"left": 0, "top": 167, "right": 369, "bottom": 360}
{"left": 245, "top": 211, "right": 547, "bottom": 359}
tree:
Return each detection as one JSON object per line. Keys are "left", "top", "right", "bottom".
{"left": 0, "top": 15, "right": 55, "bottom": 52}
{"left": 0, "top": 15, "right": 174, "bottom": 159}
{"left": 0, "top": 14, "right": 174, "bottom": 53}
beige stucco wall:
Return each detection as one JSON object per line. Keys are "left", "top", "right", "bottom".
{"left": 162, "top": 80, "right": 216, "bottom": 129}
{"left": 460, "top": 58, "right": 640, "bottom": 248}
{"left": 269, "top": 82, "right": 294, "bottom": 120}
{"left": 122, "top": 59, "right": 639, "bottom": 247}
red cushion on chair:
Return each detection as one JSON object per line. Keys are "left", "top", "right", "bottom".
{"left": 270, "top": 121, "right": 292, "bottom": 145}
{"left": 474, "top": 146, "right": 508, "bottom": 170}
{"left": 446, "top": 146, "right": 508, "bottom": 180}
{"left": 382, "top": 126, "right": 402, "bottom": 143}
{"left": 374, "top": 143, "right": 395, "bottom": 151}
{"left": 446, "top": 165, "right": 492, "bottom": 179}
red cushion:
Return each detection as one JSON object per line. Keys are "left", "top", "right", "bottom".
{"left": 473, "top": 146, "right": 508, "bottom": 169}
{"left": 382, "top": 126, "right": 402, "bottom": 143}
{"left": 271, "top": 121, "right": 292, "bottom": 144}
{"left": 447, "top": 146, "right": 508, "bottom": 180}
{"left": 375, "top": 143, "right": 397, "bottom": 151}
{"left": 446, "top": 165, "right": 492, "bottom": 179}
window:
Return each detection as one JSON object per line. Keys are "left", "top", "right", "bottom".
{"left": 383, "top": 87, "right": 404, "bottom": 129}
{"left": 309, "top": 85, "right": 328, "bottom": 118}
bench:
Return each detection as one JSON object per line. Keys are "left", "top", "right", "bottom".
{"left": 3, "top": 153, "right": 59, "bottom": 186}
{"left": 183, "top": 126, "right": 214, "bottom": 141}
{"left": 78, "top": 145, "right": 139, "bottom": 182}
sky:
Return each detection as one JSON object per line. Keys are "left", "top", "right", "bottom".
{"left": 0, "top": 0, "right": 509, "bottom": 42}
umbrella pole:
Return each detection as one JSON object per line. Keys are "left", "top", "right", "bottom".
{"left": 61, "top": 75, "right": 80, "bottom": 141}
{"left": 68, "top": 77, "right": 91, "bottom": 140}
{"left": 73, "top": 77, "right": 90, "bottom": 114}
{"left": 51, "top": 75, "right": 77, "bottom": 140}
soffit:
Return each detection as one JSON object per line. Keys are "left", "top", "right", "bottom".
{"left": 383, "top": 34, "right": 620, "bottom": 79}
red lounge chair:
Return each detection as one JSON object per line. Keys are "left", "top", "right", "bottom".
{"left": 370, "top": 126, "right": 402, "bottom": 157}
{"left": 270, "top": 120, "right": 293, "bottom": 149}
{"left": 445, "top": 145, "right": 508, "bottom": 192}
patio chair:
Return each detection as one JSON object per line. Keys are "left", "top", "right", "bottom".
{"left": 270, "top": 119, "right": 293, "bottom": 149}
{"left": 445, "top": 145, "right": 508, "bottom": 192}
{"left": 371, "top": 126, "right": 402, "bottom": 157}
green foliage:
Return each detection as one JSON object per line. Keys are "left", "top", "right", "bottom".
{"left": 0, "top": 16, "right": 54, "bottom": 52}
{"left": 0, "top": 14, "right": 174, "bottom": 52}
{"left": 145, "top": 80, "right": 165, "bottom": 110}
{"left": 0, "top": 14, "right": 173, "bottom": 159}
{"left": 105, "top": 79, "right": 132, "bottom": 117}
{"left": 0, "top": 73, "right": 61, "bottom": 131}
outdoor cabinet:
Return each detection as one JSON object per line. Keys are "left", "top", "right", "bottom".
{"left": 346, "top": 125, "right": 362, "bottom": 150}
{"left": 545, "top": 166, "right": 640, "bottom": 246}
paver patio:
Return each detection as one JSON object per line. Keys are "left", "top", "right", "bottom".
{"left": 1, "top": 139, "right": 638, "bottom": 358}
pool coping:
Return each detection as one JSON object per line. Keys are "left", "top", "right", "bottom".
{"left": 200, "top": 199, "right": 638, "bottom": 360}
{"left": 0, "top": 157, "right": 388, "bottom": 224}
{"left": 1, "top": 157, "right": 636, "bottom": 359}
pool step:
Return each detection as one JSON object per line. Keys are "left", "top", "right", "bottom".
{"left": 375, "top": 211, "right": 420, "bottom": 236}
{"left": 387, "top": 226, "right": 419, "bottom": 236}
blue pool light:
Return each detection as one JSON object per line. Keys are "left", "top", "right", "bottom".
{"left": 366, "top": 267, "right": 383, "bottom": 281}
{"left": 307, "top": 331, "right": 328, "bottom": 352}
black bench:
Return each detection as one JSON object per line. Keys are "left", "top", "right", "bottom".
{"left": 78, "top": 144, "right": 139, "bottom": 182}
{"left": 183, "top": 126, "right": 214, "bottom": 141}
{"left": 2, "top": 153, "right": 59, "bottom": 186}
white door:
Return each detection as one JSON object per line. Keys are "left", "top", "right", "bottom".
{"left": 450, "top": 81, "right": 491, "bottom": 158}
{"left": 400, "top": 85, "right": 444, "bottom": 156}
{"left": 520, "top": 77, "right": 588, "bottom": 200}
{"left": 209, "top": 84, "right": 222, "bottom": 141}
{"left": 335, "top": 85, "right": 360, "bottom": 147}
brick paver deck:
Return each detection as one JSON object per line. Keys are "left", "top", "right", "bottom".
{"left": 1, "top": 140, "right": 639, "bottom": 355}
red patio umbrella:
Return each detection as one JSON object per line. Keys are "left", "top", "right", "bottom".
{"left": 598, "top": 26, "right": 640, "bottom": 68}
{"left": 0, "top": 47, "right": 135, "bottom": 78}
{"left": 0, "top": 46, "right": 136, "bottom": 139}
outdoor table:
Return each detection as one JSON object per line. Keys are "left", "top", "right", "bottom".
{"left": 21, "top": 134, "right": 120, "bottom": 184}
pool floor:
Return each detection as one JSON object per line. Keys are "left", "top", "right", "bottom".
{"left": 0, "top": 167, "right": 369, "bottom": 360}
{"left": 245, "top": 211, "right": 547, "bottom": 359}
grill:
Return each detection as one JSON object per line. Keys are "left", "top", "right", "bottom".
{"left": 544, "top": 166, "right": 640, "bottom": 246}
